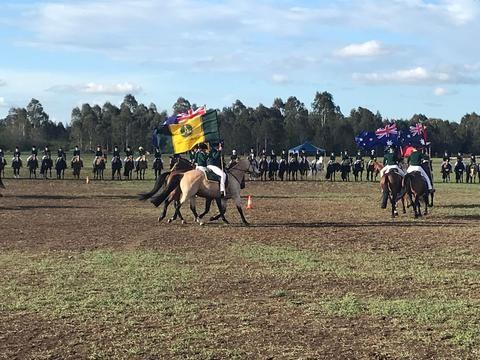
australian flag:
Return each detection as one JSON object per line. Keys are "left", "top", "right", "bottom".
{"left": 355, "top": 131, "right": 378, "bottom": 150}
{"left": 398, "top": 129, "right": 426, "bottom": 148}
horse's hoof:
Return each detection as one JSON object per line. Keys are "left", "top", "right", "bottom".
{"left": 243, "top": 221, "right": 250, "bottom": 227}
{"left": 181, "top": 220, "right": 186, "bottom": 225}
{"left": 167, "top": 218, "right": 173, "bottom": 224}
{"left": 209, "top": 216, "right": 215, "bottom": 222}
{"left": 199, "top": 221, "right": 205, "bottom": 226}
{"left": 158, "top": 217, "right": 163, "bottom": 223}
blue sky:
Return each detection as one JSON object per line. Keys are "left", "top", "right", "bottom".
{"left": 1, "top": 0, "right": 479, "bottom": 124}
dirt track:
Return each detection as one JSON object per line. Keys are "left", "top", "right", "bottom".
{"left": 1, "top": 178, "right": 479, "bottom": 359}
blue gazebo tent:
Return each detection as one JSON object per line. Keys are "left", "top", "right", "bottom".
{"left": 288, "top": 142, "right": 326, "bottom": 156}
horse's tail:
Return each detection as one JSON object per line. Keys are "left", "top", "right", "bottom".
{"left": 150, "top": 173, "right": 182, "bottom": 207}
{"left": 138, "top": 171, "right": 170, "bottom": 201}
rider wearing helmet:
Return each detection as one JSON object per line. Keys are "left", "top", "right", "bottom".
{"left": 380, "top": 147, "right": 405, "bottom": 178}
{"left": 407, "top": 147, "right": 434, "bottom": 193}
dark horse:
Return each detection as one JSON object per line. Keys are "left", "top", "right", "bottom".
{"left": 325, "top": 161, "right": 340, "bottom": 181}
{"left": 288, "top": 157, "right": 299, "bottom": 181}
{"left": 0, "top": 169, "right": 4, "bottom": 196}
{"left": 93, "top": 156, "right": 106, "bottom": 180}
{"left": 55, "top": 157, "right": 67, "bottom": 179}
{"left": 153, "top": 157, "right": 163, "bottom": 180}
{"left": 440, "top": 162, "right": 452, "bottom": 183}
{"left": 380, "top": 170, "right": 406, "bottom": 218}
{"left": 258, "top": 157, "right": 268, "bottom": 181}
{"left": 71, "top": 157, "right": 83, "bottom": 179}
{"left": 278, "top": 158, "right": 288, "bottom": 181}
{"left": 299, "top": 157, "right": 310, "bottom": 180}
{"left": 12, "top": 156, "right": 22, "bottom": 178}
{"left": 352, "top": 159, "right": 364, "bottom": 181}
{"left": 40, "top": 156, "right": 53, "bottom": 179}
{"left": 0, "top": 156, "right": 7, "bottom": 178}
{"left": 403, "top": 172, "right": 431, "bottom": 218}
{"left": 124, "top": 157, "right": 134, "bottom": 180}
{"left": 340, "top": 158, "right": 351, "bottom": 182}
{"left": 268, "top": 159, "right": 278, "bottom": 181}
{"left": 111, "top": 156, "right": 122, "bottom": 180}
{"left": 27, "top": 157, "right": 39, "bottom": 179}
{"left": 136, "top": 158, "right": 148, "bottom": 180}
{"left": 454, "top": 161, "right": 465, "bottom": 183}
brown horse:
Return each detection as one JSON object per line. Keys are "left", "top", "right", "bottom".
{"left": 367, "top": 160, "right": 383, "bottom": 181}
{"left": 380, "top": 171, "right": 406, "bottom": 218}
{"left": 403, "top": 172, "right": 430, "bottom": 218}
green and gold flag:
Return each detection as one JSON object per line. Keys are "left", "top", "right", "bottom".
{"left": 169, "top": 110, "right": 220, "bottom": 154}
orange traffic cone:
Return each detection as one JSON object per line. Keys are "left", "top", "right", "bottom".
{"left": 86, "top": 176, "right": 90, "bottom": 184}
{"left": 246, "top": 195, "right": 253, "bottom": 209}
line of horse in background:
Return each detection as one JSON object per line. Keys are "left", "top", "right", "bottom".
{"left": 254, "top": 157, "right": 380, "bottom": 182}
{"left": 0, "top": 155, "right": 164, "bottom": 181}
{"left": 440, "top": 160, "right": 479, "bottom": 183}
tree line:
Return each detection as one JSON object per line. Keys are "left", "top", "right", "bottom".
{"left": 1, "top": 92, "right": 479, "bottom": 156}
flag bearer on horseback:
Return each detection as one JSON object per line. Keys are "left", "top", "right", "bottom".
{"left": 407, "top": 148, "right": 434, "bottom": 193}
{"left": 207, "top": 142, "right": 226, "bottom": 197}
{"left": 194, "top": 142, "right": 208, "bottom": 171}
{"left": 380, "top": 147, "right": 405, "bottom": 178}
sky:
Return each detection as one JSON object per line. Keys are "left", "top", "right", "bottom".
{"left": 0, "top": 0, "right": 479, "bottom": 124}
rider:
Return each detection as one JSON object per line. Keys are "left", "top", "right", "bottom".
{"left": 249, "top": 148, "right": 256, "bottom": 161}
{"left": 194, "top": 142, "right": 208, "bottom": 171}
{"left": 281, "top": 150, "right": 287, "bottom": 161}
{"left": 112, "top": 144, "right": 121, "bottom": 162}
{"left": 228, "top": 149, "right": 238, "bottom": 168}
{"left": 124, "top": 145, "right": 133, "bottom": 163}
{"left": 73, "top": 145, "right": 80, "bottom": 158}
{"left": 355, "top": 150, "right": 363, "bottom": 162}
{"left": 43, "top": 145, "right": 51, "bottom": 160}
{"left": 329, "top": 152, "right": 335, "bottom": 164}
{"left": 315, "top": 150, "right": 322, "bottom": 161}
{"left": 470, "top": 154, "right": 476, "bottom": 165}
{"left": 443, "top": 150, "right": 450, "bottom": 162}
{"left": 135, "top": 146, "right": 146, "bottom": 171}
{"left": 270, "top": 150, "right": 277, "bottom": 162}
{"left": 407, "top": 147, "right": 434, "bottom": 193}
{"left": 189, "top": 144, "right": 199, "bottom": 164}
{"left": 370, "top": 149, "right": 376, "bottom": 161}
{"left": 154, "top": 147, "right": 162, "bottom": 160}
{"left": 457, "top": 152, "right": 463, "bottom": 163}
{"left": 341, "top": 150, "right": 349, "bottom": 163}
{"left": 0, "top": 147, "right": 4, "bottom": 161}
{"left": 380, "top": 146, "right": 405, "bottom": 178}
{"left": 57, "top": 147, "right": 66, "bottom": 161}
{"left": 27, "top": 145, "right": 38, "bottom": 163}
{"left": 207, "top": 142, "right": 227, "bottom": 197}
{"left": 93, "top": 145, "right": 103, "bottom": 166}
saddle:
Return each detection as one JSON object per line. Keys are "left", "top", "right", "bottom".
{"left": 384, "top": 167, "right": 401, "bottom": 176}
{"left": 203, "top": 169, "right": 228, "bottom": 187}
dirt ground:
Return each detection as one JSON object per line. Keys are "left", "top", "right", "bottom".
{"left": 0, "top": 178, "right": 479, "bottom": 359}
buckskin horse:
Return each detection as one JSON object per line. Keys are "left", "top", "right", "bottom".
{"left": 169, "top": 158, "right": 259, "bottom": 226}
{"left": 380, "top": 170, "right": 406, "bottom": 218}
{"left": 139, "top": 158, "right": 220, "bottom": 224}
{"left": 93, "top": 156, "right": 106, "bottom": 180}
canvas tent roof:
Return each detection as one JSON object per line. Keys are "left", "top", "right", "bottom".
{"left": 288, "top": 142, "right": 326, "bottom": 156}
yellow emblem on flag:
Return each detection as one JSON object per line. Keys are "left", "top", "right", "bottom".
{"left": 169, "top": 115, "right": 205, "bottom": 154}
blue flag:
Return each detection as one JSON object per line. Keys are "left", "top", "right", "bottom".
{"left": 355, "top": 131, "right": 378, "bottom": 150}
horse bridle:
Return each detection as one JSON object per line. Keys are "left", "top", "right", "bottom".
{"left": 227, "top": 159, "right": 257, "bottom": 184}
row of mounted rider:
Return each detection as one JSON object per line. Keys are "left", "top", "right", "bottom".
{"left": 0, "top": 145, "right": 164, "bottom": 180}
{"left": 439, "top": 153, "right": 479, "bottom": 183}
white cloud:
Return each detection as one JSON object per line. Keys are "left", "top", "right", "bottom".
{"left": 271, "top": 74, "right": 289, "bottom": 84}
{"left": 48, "top": 82, "right": 142, "bottom": 95}
{"left": 434, "top": 87, "right": 447, "bottom": 96}
{"left": 334, "top": 40, "right": 387, "bottom": 58}
{"left": 353, "top": 66, "right": 479, "bottom": 84}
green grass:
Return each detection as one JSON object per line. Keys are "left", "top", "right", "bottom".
{"left": 0, "top": 250, "right": 195, "bottom": 319}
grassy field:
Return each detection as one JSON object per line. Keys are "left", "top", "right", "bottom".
{"left": 0, "top": 158, "right": 479, "bottom": 359}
